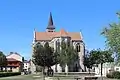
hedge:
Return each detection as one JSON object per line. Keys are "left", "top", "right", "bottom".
{"left": 0, "top": 72, "right": 21, "bottom": 77}
{"left": 106, "top": 71, "right": 120, "bottom": 79}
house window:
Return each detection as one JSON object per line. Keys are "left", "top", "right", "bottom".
{"left": 9, "top": 62, "right": 12, "bottom": 65}
{"left": 67, "top": 40, "right": 70, "bottom": 47}
{"left": 56, "top": 41, "right": 60, "bottom": 51}
{"left": 116, "top": 68, "right": 119, "bottom": 71}
{"left": 76, "top": 43, "right": 80, "bottom": 52}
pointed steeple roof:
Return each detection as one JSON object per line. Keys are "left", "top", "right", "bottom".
{"left": 46, "top": 12, "right": 55, "bottom": 29}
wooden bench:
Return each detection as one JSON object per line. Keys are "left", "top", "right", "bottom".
{"left": 84, "top": 76, "right": 98, "bottom": 80}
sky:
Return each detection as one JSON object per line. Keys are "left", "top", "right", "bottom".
{"left": 0, "top": 0, "right": 120, "bottom": 60}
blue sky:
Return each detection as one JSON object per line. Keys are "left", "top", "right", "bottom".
{"left": 0, "top": 0, "right": 120, "bottom": 60}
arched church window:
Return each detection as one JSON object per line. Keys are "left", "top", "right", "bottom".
{"left": 76, "top": 43, "right": 80, "bottom": 52}
{"left": 62, "top": 38, "right": 65, "bottom": 42}
{"left": 57, "top": 41, "right": 60, "bottom": 52}
{"left": 67, "top": 40, "right": 70, "bottom": 47}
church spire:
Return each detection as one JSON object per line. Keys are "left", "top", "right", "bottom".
{"left": 46, "top": 12, "right": 55, "bottom": 29}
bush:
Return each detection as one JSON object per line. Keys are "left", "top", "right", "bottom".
{"left": 106, "top": 71, "right": 120, "bottom": 79}
{"left": 106, "top": 72, "right": 114, "bottom": 78}
{"left": 0, "top": 72, "right": 21, "bottom": 77}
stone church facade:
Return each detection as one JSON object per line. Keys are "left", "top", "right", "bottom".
{"left": 31, "top": 13, "right": 85, "bottom": 73}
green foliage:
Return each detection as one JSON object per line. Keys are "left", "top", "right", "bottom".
{"left": 101, "top": 12, "right": 120, "bottom": 62}
{"left": 84, "top": 53, "right": 93, "bottom": 69}
{"left": 85, "top": 49, "right": 114, "bottom": 75}
{"left": 32, "top": 42, "right": 58, "bottom": 67}
{"left": 0, "top": 51, "right": 7, "bottom": 67}
{"left": 0, "top": 72, "right": 21, "bottom": 77}
{"left": 59, "top": 41, "right": 79, "bottom": 66}
{"left": 36, "top": 65, "right": 42, "bottom": 72}
{"left": 84, "top": 49, "right": 113, "bottom": 69}
{"left": 89, "top": 49, "right": 114, "bottom": 64}
{"left": 106, "top": 71, "right": 120, "bottom": 79}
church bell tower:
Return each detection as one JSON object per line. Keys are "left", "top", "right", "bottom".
{"left": 46, "top": 12, "right": 55, "bottom": 32}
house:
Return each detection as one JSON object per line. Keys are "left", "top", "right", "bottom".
{"left": 6, "top": 58, "right": 21, "bottom": 72}
{"left": 95, "top": 62, "right": 120, "bottom": 77}
{"left": 31, "top": 13, "right": 85, "bottom": 73}
{"left": 6, "top": 52, "right": 23, "bottom": 72}
{"left": 23, "top": 60, "right": 30, "bottom": 72}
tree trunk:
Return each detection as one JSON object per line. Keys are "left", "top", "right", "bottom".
{"left": 88, "top": 68, "right": 90, "bottom": 74}
{"left": 55, "top": 64, "right": 57, "bottom": 72}
{"left": 65, "top": 64, "right": 68, "bottom": 75}
{"left": 42, "top": 67, "right": 45, "bottom": 80}
{"left": 5, "top": 66, "right": 7, "bottom": 72}
{"left": 84, "top": 67, "right": 86, "bottom": 72}
{"left": 0, "top": 67, "right": 2, "bottom": 71}
{"left": 1, "top": 67, "right": 3, "bottom": 72}
{"left": 101, "top": 63, "right": 103, "bottom": 80}
{"left": 47, "top": 67, "right": 49, "bottom": 76}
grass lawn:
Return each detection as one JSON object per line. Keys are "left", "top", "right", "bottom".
{"left": 0, "top": 74, "right": 79, "bottom": 80}
{"left": 0, "top": 74, "right": 43, "bottom": 80}
{"left": 0, "top": 74, "right": 119, "bottom": 80}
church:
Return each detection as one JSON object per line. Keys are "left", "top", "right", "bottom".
{"left": 31, "top": 13, "right": 85, "bottom": 73}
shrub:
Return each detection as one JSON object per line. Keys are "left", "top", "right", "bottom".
{"left": 0, "top": 72, "right": 21, "bottom": 77}
{"left": 106, "top": 71, "right": 120, "bottom": 79}
{"left": 106, "top": 72, "right": 114, "bottom": 78}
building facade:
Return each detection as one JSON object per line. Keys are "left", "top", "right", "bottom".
{"left": 95, "top": 62, "right": 120, "bottom": 77}
{"left": 6, "top": 52, "right": 23, "bottom": 72}
{"left": 31, "top": 13, "right": 85, "bottom": 73}
{"left": 23, "top": 60, "right": 30, "bottom": 72}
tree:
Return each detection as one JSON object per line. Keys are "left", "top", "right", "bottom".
{"left": 59, "top": 41, "right": 79, "bottom": 72}
{"left": 0, "top": 51, "right": 7, "bottom": 71}
{"left": 32, "top": 42, "right": 58, "bottom": 76}
{"left": 21, "top": 57, "right": 24, "bottom": 72}
{"left": 89, "top": 49, "right": 114, "bottom": 79}
{"left": 101, "top": 12, "right": 120, "bottom": 63}
{"left": 84, "top": 53, "right": 94, "bottom": 73}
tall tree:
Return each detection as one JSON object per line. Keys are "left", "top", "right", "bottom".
{"left": 89, "top": 49, "right": 114, "bottom": 79}
{"left": 101, "top": 12, "right": 120, "bottom": 63}
{"left": 21, "top": 57, "right": 24, "bottom": 72}
{"left": 84, "top": 53, "right": 94, "bottom": 73}
{"left": 32, "top": 42, "right": 58, "bottom": 76}
{"left": 59, "top": 41, "right": 79, "bottom": 72}
{"left": 0, "top": 51, "right": 7, "bottom": 71}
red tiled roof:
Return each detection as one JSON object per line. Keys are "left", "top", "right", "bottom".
{"left": 35, "top": 29, "right": 82, "bottom": 41}
{"left": 54, "top": 29, "right": 69, "bottom": 37}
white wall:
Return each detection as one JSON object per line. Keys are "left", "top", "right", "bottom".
{"left": 24, "top": 62, "right": 30, "bottom": 71}
{"left": 95, "top": 63, "right": 120, "bottom": 77}
{"left": 51, "top": 64, "right": 62, "bottom": 73}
